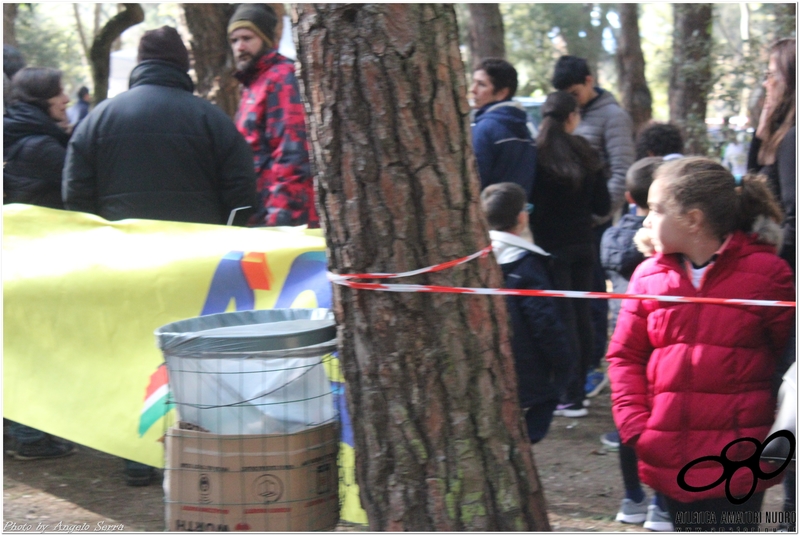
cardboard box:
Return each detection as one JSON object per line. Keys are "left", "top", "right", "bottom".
{"left": 164, "top": 422, "right": 339, "bottom": 531}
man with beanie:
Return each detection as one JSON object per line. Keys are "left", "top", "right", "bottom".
{"left": 228, "top": 4, "right": 317, "bottom": 227}
{"left": 64, "top": 26, "right": 257, "bottom": 226}
{"left": 63, "top": 26, "right": 257, "bottom": 487}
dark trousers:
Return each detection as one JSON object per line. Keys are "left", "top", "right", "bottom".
{"left": 524, "top": 400, "right": 558, "bottom": 444}
{"left": 550, "top": 243, "right": 595, "bottom": 406}
{"left": 619, "top": 442, "right": 642, "bottom": 493}
{"left": 665, "top": 492, "right": 764, "bottom": 531}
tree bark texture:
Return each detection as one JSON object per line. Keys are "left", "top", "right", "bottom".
{"left": 616, "top": 4, "right": 652, "bottom": 135}
{"left": 4, "top": 4, "right": 18, "bottom": 46}
{"left": 182, "top": 3, "right": 239, "bottom": 118}
{"left": 466, "top": 4, "right": 506, "bottom": 70}
{"left": 295, "top": 4, "right": 550, "bottom": 531}
{"left": 668, "top": 3, "right": 713, "bottom": 155}
{"left": 89, "top": 3, "right": 144, "bottom": 106}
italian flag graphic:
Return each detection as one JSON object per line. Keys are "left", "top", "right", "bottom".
{"left": 138, "top": 364, "right": 174, "bottom": 437}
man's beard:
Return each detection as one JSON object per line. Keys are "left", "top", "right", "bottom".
{"left": 235, "top": 44, "right": 268, "bottom": 73}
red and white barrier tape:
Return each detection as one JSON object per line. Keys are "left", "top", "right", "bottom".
{"left": 327, "top": 246, "right": 796, "bottom": 308}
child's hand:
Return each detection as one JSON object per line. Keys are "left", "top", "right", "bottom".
{"left": 634, "top": 227, "right": 655, "bottom": 257}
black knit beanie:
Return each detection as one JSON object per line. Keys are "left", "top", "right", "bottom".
{"left": 137, "top": 26, "right": 190, "bottom": 72}
{"left": 228, "top": 4, "right": 277, "bottom": 49}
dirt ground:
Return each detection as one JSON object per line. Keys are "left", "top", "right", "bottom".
{"left": 3, "top": 389, "right": 788, "bottom": 532}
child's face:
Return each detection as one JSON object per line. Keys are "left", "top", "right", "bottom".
{"left": 643, "top": 178, "right": 693, "bottom": 256}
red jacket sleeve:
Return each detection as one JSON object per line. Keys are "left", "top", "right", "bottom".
{"left": 260, "top": 66, "right": 317, "bottom": 227}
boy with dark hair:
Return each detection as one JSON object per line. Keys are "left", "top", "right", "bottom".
{"left": 471, "top": 59, "right": 536, "bottom": 197}
{"left": 634, "top": 123, "right": 684, "bottom": 160}
{"left": 476, "top": 58, "right": 519, "bottom": 98}
{"left": 601, "top": 157, "right": 661, "bottom": 307}
{"left": 481, "top": 182, "right": 574, "bottom": 444}
{"left": 551, "top": 54, "right": 636, "bottom": 399}
{"left": 599, "top": 156, "right": 673, "bottom": 532}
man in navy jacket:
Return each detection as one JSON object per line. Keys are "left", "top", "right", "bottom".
{"left": 470, "top": 59, "right": 536, "bottom": 198}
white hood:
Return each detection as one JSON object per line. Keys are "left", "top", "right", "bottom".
{"left": 489, "top": 230, "right": 550, "bottom": 265}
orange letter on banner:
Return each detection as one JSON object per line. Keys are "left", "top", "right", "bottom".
{"left": 241, "top": 252, "right": 272, "bottom": 290}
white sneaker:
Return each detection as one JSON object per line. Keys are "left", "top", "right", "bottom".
{"left": 615, "top": 497, "right": 648, "bottom": 524}
{"left": 643, "top": 503, "right": 674, "bottom": 531}
{"left": 553, "top": 403, "right": 588, "bottom": 417}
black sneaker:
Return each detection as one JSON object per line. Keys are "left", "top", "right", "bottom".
{"left": 125, "top": 463, "right": 156, "bottom": 487}
{"left": 14, "top": 438, "right": 75, "bottom": 461}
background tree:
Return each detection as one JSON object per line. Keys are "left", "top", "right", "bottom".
{"left": 616, "top": 3, "right": 652, "bottom": 134}
{"left": 4, "top": 4, "right": 18, "bottom": 45}
{"left": 669, "top": 3, "right": 713, "bottom": 155}
{"left": 295, "top": 3, "right": 550, "bottom": 531}
{"left": 466, "top": 4, "right": 505, "bottom": 70}
{"left": 89, "top": 3, "right": 144, "bottom": 105}
{"left": 182, "top": 3, "right": 238, "bottom": 117}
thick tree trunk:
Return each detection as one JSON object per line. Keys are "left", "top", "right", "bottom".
{"left": 182, "top": 3, "right": 239, "bottom": 118}
{"left": 668, "top": 4, "right": 713, "bottom": 155}
{"left": 4, "top": 4, "right": 18, "bottom": 46}
{"left": 295, "top": 4, "right": 550, "bottom": 531}
{"left": 89, "top": 3, "right": 144, "bottom": 105}
{"left": 616, "top": 4, "right": 652, "bottom": 135}
{"left": 466, "top": 4, "right": 506, "bottom": 70}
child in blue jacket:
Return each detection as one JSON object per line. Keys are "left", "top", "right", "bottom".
{"left": 481, "top": 182, "right": 575, "bottom": 443}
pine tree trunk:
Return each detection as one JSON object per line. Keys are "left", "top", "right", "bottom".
{"left": 89, "top": 3, "right": 144, "bottom": 105}
{"left": 295, "top": 4, "right": 550, "bottom": 531}
{"left": 616, "top": 4, "right": 652, "bottom": 135}
{"left": 182, "top": 3, "right": 239, "bottom": 118}
{"left": 668, "top": 4, "right": 713, "bottom": 155}
{"left": 466, "top": 4, "right": 506, "bottom": 70}
{"left": 3, "top": 4, "right": 18, "bottom": 46}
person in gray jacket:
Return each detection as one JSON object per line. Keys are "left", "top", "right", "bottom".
{"left": 551, "top": 55, "right": 635, "bottom": 398}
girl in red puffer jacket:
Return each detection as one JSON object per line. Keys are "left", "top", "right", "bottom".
{"left": 607, "top": 157, "right": 795, "bottom": 531}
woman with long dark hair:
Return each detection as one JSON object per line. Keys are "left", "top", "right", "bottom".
{"left": 748, "top": 37, "right": 796, "bottom": 532}
{"left": 748, "top": 38, "right": 795, "bottom": 273}
{"left": 4, "top": 67, "right": 70, "bottom": 209}
{"left": 531, "top": 90, "right": 610, "bottom": 416}
{"left": 3, "top": 67, "right": 75, "bottom": 460}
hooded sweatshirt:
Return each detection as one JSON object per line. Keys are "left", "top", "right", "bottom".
{"left": 473, "top": 101, "right": 537, "bottom": 196}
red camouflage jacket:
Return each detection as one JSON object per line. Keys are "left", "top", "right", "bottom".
{"left": 234, "top": 50, "right": 318, "bottom": 227}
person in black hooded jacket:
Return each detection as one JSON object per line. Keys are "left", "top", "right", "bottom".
{"left": 63, "top": 26, "right": 257, "bottom": 226}
{"left": 4, "top": 67, "right": 71, "bottom": 209}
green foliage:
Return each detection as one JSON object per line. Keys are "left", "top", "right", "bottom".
{"left": 501, "top": 3, "right": 557, "bottom": 96}
{"left": 15, "top": 4, "right": 90, "bottom": 96}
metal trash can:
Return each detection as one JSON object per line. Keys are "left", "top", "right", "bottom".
{"left": 155, "top": 308, "right": 337, "bottom": 435}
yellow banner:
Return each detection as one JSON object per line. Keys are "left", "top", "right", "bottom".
{"left": 3, "top": 205, "right": 366, "bottom": 524}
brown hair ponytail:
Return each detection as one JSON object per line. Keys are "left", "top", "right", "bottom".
{"left": 736, "top": 173, "right": 783, "bottom": 233}
{"left": 655, "top": 157, "right": 783, "bottom": 240}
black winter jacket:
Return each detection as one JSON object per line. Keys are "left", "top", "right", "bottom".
{"left": 491, "top": 231, "right": 574, "bottom": 408}
{"left": 63, "top": 60, "right": 257, "bottom": 225}
{"left": 531, "top": 160, "right": 610, "bottom": 253}
{"left": 4, "top": 102, "right": 70, "bottom": 209}
{"left": 747, "top": 127, "right": 796, "bottom": 274}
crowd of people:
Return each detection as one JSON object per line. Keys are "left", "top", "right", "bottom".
{"left": 3, "top": 4, "right": 315, "bottom": 485}
{"left": 2, "top": 7, "right": 796, "bottom": 530}
{"left": 474, "top": 40, "right": 795, "bottom": 532}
